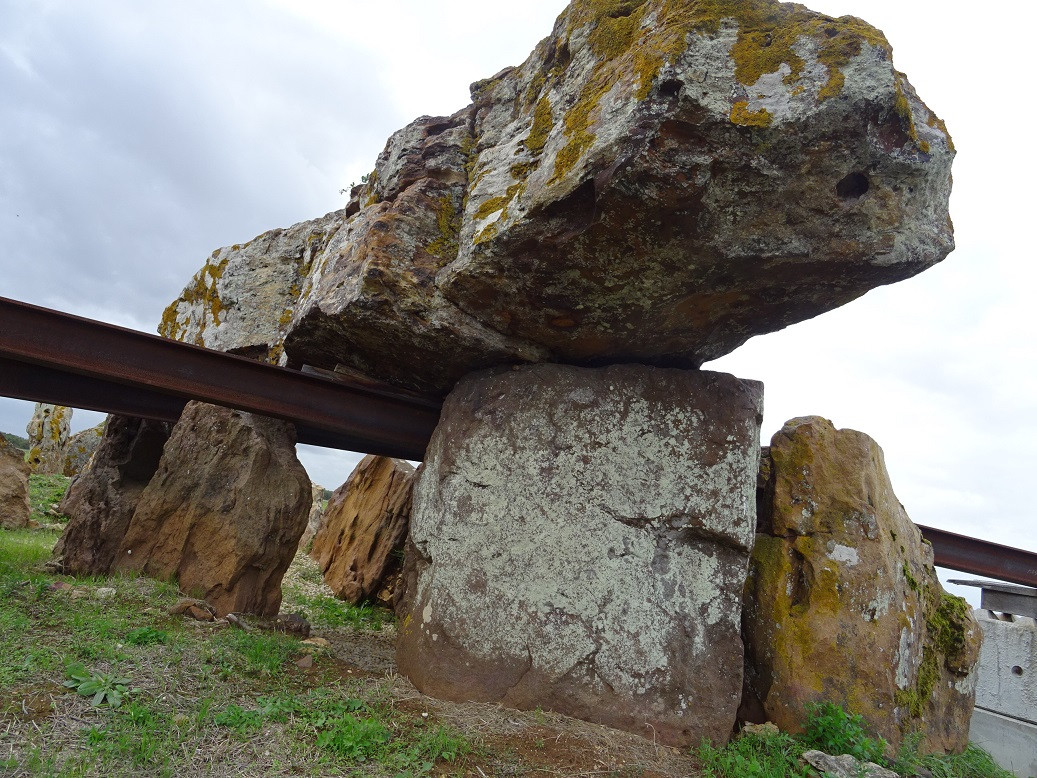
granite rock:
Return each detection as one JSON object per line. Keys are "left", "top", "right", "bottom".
{"left": 112, "top": 402, "right": 312, "bottom": 617}
{"left": 52, "top": 416, "right": 171, "bottom": 575}
{"left": 397, "top": 364, "right": 763, "bottom": 746}
{"left": 743, "top": 417, "right": 980, "bottom": 753}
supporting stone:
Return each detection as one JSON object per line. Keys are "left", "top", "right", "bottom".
{"left": 396, "top": 364, "right": 763, "bottom": 746}
{"left": 25, "top": 403, "right": 71, "bottom": 475}
{"left": 310, "top": 455, "right": 416, "bottom": 605}
{"left": 111, "top": 402, "right": 312, "bottom": 617}
{"left": 743, "top": 417, "right": 980, "bottom": 753}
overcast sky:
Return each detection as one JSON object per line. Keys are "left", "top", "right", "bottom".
{"left": 2, "top": 1, "right": 1033, "bottom": 600}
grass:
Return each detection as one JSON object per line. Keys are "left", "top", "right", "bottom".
{"left": 0, "top": 527, "right": 495, "bottom": 777}
{"left": 0, "top": 523, "right": 1012, "bottom": 778}
{"left": 698, "top": 704, "right": 1013, "bottom": 778}
{"left": 28, "top": 473, "right": 71, "bottom": 521}
{"left": 292, "top": 592, "right": 392, "bottom": 631}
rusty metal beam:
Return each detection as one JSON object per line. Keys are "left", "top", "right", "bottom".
{"left": 918, "top": 524, "right": 1037, "bottom": 589}
{"left": 0, "top": 297, "right": 440, "bottom": 459}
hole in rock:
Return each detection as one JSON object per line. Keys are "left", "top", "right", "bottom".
{"left": 836, "top": 172, "right": 869, "bottom": 200}
{"left": 658, "top": 79, "right": 682, "bottom": 98}
{"left": 1012, "top": 665, "right": 1024, "bottom": 676}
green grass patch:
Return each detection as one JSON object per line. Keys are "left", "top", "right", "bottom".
{"left": 292, "top": 592, "right": 392, "bottom": 631}
{"left": 28, "top": 473, "right": 71, "bottom": 520}
{"left": 699, "top": 703, "right": 1013, "bottom": 778}
{"left": 2, "top": 431, "right": 29, "bottom": 450}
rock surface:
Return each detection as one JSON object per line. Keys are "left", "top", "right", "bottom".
{"left": 801, "top": 750, "right": 898, "bottom": 778}
{"left": 160, "top": 211, "right": 344, "bottom": 364}
{"left": 397, "top": 364, "right": 763, "bottom": 746}
{"left": 743, "top": 417, "right": 980, "bottom": 753}
{"left": 0, "top": 436, "right": 31, "bottom": 529}
{"left": 61, "top": 423, "right": 105, "bottom": 477}
{"left": 25, "top": 404, "right": 71, "bottom": 475}
{"left": 276, "top": 0, "right": 953, "bottom": 394}
{"left": 299, "top": 483, "right": 326, "bottom": 551}
{"left": 310, "top": 455, "right": 416, "bottom": 604}
{"left": 111, "top": 402, "right": 312, "bottom": 617}
{"left": 52, "top": 416, "right": 172, "bottom": 575}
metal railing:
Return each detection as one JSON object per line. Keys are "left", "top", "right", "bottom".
{"left": 2, "top": 295, "right": 1035, "bottom": 587}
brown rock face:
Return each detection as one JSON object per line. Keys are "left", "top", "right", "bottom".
{"left": 397, "top": 364, "right": 763, "bottom": 746}
{"left": 279, "top": 0, "right": 952, "bottom": 395}
{"left": 743, "top": 417, "right": 980, "bottom": 753}
{"left": 52, "top": 416, "right": 172, "bottom": 575}
{"left": 111, "top": 402, "right": 312, "bottom": 617}
{"left": 310, "top": 455, "right": 416, "bottom": 604}
{"left": 0, "top": 436, "right": 31, "bottom": 529}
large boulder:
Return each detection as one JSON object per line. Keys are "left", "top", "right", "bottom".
{"left": 25, "top": 404, "right": 71, "bottom": 475}
{"left": 310, "top": 455, "right": 416, "bottom": 604}
{"left": 280, "top": 0, "right": 952, "bottom": 394}
{"left": 0, "top": 436, "right": 31, "bottom": 529}
{"left": 52, "top": 415, "right": 172, "bottom": 575}
{"left": 61, "top": 423, "right": 105, "bottom": 477}
{"left": 111, "top": 402, "right": 312, "bottom": 617}
{"left": 397, "top": 364, "right": 763, "bottom": 746}
{"left": 743, "top": 417, "right": 980, "bottom": 753}
{"left": 159, "top": 211, "right": 344, "bottom": 364}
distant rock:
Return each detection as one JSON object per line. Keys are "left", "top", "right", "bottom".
{"left": 52, "top": 415, "right": 172, "bottom": 575}
{"left": 743, "top": 417, "right": 980, "bottom": 753}
{"left": 0, "top": 435, "right": 31, "bottom": 529}
{"left": 25, "top": 404, "right": 71, "bottom": 475}
{"left": 278, "top": 0, "right": 952, "bottom": 394}
{"left": 112, "top": 402, "right": 312, "bottom": 618}
{"left": 298, "top": 483, "right": 326, "bottom": 551}
{"left": 61, "top": 423, "right": 105, "bottom": 477}
{"left": 310, "top": 455, "right": 415, "bottom": 605}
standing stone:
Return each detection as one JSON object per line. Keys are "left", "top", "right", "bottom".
{"left": 52, "top": 416, "right": 172, "bottom": 575}
{"left": 310, "top": 455, "right": 416, "bottom": 604}
{"left": 25, "top": 404, "right": 71, "bottom": 475}
{"left": 0, "top": 436, "right": 31, "bottom": 529}
{"left": 298, "top": 483, "right": 326, "bottom": 551}
{"left": 112, "top": 402, "right": 311, "bottom": 617}
{"left": 743, "top": 417, "right": 980, "bottom": 753}
{"left": 397, "top": 364, "right": 763, "bottom": 746}
{"left": 61, "top": 423, "right": 105, "bottom": 477}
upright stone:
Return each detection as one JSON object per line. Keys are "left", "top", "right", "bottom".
{"left": 298, "top": 483, "right": 326, "bottom": 551}
{"left": 744, "top": 417, "right": 980, "bottom": 753}
{"left": 0, "top": 436, "right": 31, "bottom": 529}
{"left": 310, "top": 455, "right": 416, "bottom": 604}
{"left": 112, "top": 402, "right": 311, "bottom": 617}
{"left": 52, "top": 416, "right": 171, "bottom": 575}
{"left": 62, "top": 423, "right": 105, "bottom": 477}
{"left": 25, "top": 404, "right": 71, "bottom": 475}
{"left": 396, "top": 364, "right": 763, "bottom": 746}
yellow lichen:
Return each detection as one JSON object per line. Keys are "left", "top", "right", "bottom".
{"left": 730, "top": 100, "right": 772, "bottom": 127}
{"left": 426, "top": 195, "right": 461, "bottom": 258}
{"left": 545, "top": 0, "right": 891, "bottom": 183}
{"left": 524, "top": 96, "right": 554, "bottom": 155}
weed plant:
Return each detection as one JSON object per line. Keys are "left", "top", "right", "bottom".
{"left": 698, "top": 703, "right": 1013, "bottom": 778}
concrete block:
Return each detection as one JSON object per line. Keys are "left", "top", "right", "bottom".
{"left": 968, "top": 708, "right": 1037, "bottom": 778}
{"left": 975, "top": 610, "right": 1037, "bottom": 724}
